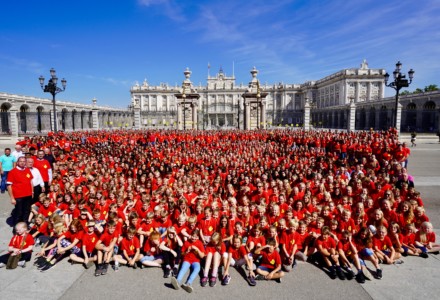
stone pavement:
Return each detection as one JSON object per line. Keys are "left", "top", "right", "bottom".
{"left": 0, "top": 141, "right": 439, "bottom": 300}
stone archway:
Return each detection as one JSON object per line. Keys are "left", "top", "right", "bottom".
{"left": 422, "top": 101, "right": 436, "bottom": 132}
{"left": 1, "top": 103, "right": 11, "bottom": 134}
{"left": 19, "top": 104, "right": 30, "bottom": 133}
{"left": 37, "top": 106, "right": 44, "bottom": 132}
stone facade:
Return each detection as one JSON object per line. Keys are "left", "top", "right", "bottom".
{"left": 0, "top": 93, "right": 133, "bottom": 137}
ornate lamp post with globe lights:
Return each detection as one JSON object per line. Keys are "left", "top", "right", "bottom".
{"left": 384, "top": 61, "right": 414, "bottom": 130}
{"left": 39, "top": 68, "right": 67, "bottom": 132}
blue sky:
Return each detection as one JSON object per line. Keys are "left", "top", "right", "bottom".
{"left": 0, "top": 0, "right": 439, "bottom": 108}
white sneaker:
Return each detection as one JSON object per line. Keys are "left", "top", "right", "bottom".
{"left": 0, "top": 262, "right": 5, "bottom": 268}
{"left": 18, "top": 261, "right": 26, "bottom": 268}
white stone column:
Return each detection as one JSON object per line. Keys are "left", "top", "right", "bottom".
{"left": 304, "top": 100, "right": 311, "bottom": 130}
{"left": 245, "top": 101, "right": 251, "bottom": 130}
{"left": 396, "top": 102, "right": 402, "bottom": 136}
{"left": 261, "top": 101, "right": 266, "bottom": 129}
{"left": 348, "top": 101, "right": 356, "bottom": 131}
{"left": 192, "top": 102, "right": 198, "bottom": 129}
{"left": 355, "top": 82, "right": 360, "bottom": 102}
{"left": 92, "top": 109, "right": 99, "bottom": 130}
{"left": 367, "top": 82, "right": 371, "bottom": 101}
{"left": 177, "top": 103, "right": 182, "bottom": 130}
{"left": 134, "top": 106, "right": 141, "bottom": 129}
{"left": 9, "top": 109, "right": 18, "bottom": 137}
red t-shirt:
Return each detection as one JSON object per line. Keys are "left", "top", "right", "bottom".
{"left": 228, "top": 245, "right": 248, "bottom": 260}
{"left": 9, "top": 234, "right": 35, "bottom": 250}
{"left": 415, "top": 231, "right": 436, "bottom": 245}
{"left": 373, "top": 236, "right": 393, "bottom": 251}
{"left": 206, "top": 242, "right": 226, "bottom": 255}
{"left": 182, "top": 239, "right": 205, "bottom": 264}
{"left": 64, "top": 230, "right": 84, "bottom": 248}
{"left": 99, "top": 230, "right": 119, "bottom": 247}
{"left": 143, "top": 239, "right": 162, "bottom": 256}
{"left": 7, "top": 167, "right": 33, "bottom": 198}
{"left": 39, "top": 204, "right": 57, "bottom": 218}
{"left": 198, "top": 218, "right": 217, "bottom": 237}
{"left": 280, "top": 230, "right": 299, "bottom": 255}
{"left": 120, "top": 236, "right": 140, "bottom": 257}
{"left": 260, "top": 249, "right": 281, "bottom": 269}
{"left": 33, "top": 158, "right": 51, "bottom": 182}
{"left": 337, "top": 240, "right": 355, "bottom": 255}
{"left": 315, "top": 236, "right": 337, "bottom": 251}
{"left": 82, "top": 232, "right": 99, "bottom": 253}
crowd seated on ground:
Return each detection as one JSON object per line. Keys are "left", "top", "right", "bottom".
{"left": 1, "top": 128, "right": 439, "bottom": 293}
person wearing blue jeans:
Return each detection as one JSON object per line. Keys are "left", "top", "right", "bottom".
{"left": 0, "top": 148, "right": 16, "bottom": 193}
{"left": 170, "top": 229, "right": 205, "bottom": 293}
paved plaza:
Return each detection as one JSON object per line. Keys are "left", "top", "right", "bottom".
{"left": 0, "top": 138, "right": 439, "bottom": 300}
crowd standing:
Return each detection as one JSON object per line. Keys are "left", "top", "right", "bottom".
{"left": 0, "top": 128, "right": 439, "bottom": 293}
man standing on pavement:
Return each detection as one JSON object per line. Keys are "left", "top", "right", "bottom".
{"left": 33, "top": 150, "right": 52, "bottom": 192}
{"left": 7, "top": 156, "right": 33, "bottom": 226}
{"left": 27, "top": 158, "right": 45, "bottom": 205}
{"left": 11, "top": 144, "right": 25, "bottom": 161}
{"left": 0, "top": 148, "right": 16, "bottom": 194}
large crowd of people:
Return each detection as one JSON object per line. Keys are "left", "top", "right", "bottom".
{"left": 0, "top": 129, "right": 439, "bottom": 293}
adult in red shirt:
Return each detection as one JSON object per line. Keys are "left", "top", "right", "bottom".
{"left": 7, "top": 157, "right": 33, "bottom": 226}
{"left": 33, "top": 150, "right": 52, "bottom": 191}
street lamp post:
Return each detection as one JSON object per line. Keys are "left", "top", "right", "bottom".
{"left": 39, "top": 68, "right": 67, "bottom": 132}
{"left": 384, "top": 61, "right": 414, "bottom": 130}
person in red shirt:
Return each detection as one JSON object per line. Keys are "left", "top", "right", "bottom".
{"left": 95, "top": 220, "right": 119, "bottom": 276}
{"left": 223, "top": 234, "right": 256, "bottom": 286}
{"left": 311, "top": 226, "right": 345, "bottom": 280}
{"left": 247, "top": 224, "right": 266, "bottom": 254}
{"left": 140, "top": 231, "right": 166, "bottom": 268}
{"left": 33, "top": 150, "right": 52, "bottom": 191}
{"left": 114, "top": 226, "right": 142, "bottom": 270}
{"left": 415, "top": 222, "right": 440, "bottom": 255}
{"left": 30, "top": 214, "right": 50, "bottom": 245}
{"left": 373, "top": 225, "right": 401, "bottom": 264}
{"left": 162, "top": 226, "right": 184, "bottom": 278}
{"left": 280, "top": 219, "right": 299, "bottom": 272}
{"left": 337, "top": 231, "right": 365, "bottom": 283}
{"left": 200, "top": 232, "right": 226, "bottom": 287}
{"left": 7, "top": 156, "right": 33, "bottom": 227}
{"left": 0, "top": 222, "right": 34, "bottom": 268}
{"left": 198, "top": 207, "right": 217, "bottom": 245}
{"left": 70, "top": 221, "right": 98, "bottom": 269}
{"left": 254, "top": 238, "right": 285, "bottom": 282}
{"left": 39, "top": 219, "right": 84, "bottom": 271}
{"left": 171, "top": 229, "right": 205, "bottom": 293}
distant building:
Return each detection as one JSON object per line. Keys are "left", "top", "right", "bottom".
{"left": 130, "top": 60, "right": 387, "bottom": 129}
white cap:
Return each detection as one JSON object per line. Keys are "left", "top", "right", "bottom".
{"left": 369, "top": 225, "right": 377, "bottom": 235}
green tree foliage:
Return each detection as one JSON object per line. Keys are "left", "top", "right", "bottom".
{"left": 400, "top": 85, "right": 438, "bottom": 95}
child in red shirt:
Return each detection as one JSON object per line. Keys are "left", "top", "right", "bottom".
{"left": 0, "top": 222, "right": 34, "bottom": 268}
{"left": 201, "top": 232, "right": 226, "bottom": 287}
{"left": 415, "top": 222, "right": 440, "bottom": 255}
{"left": 223, "top": 234, "right": 256, "bottom": 286}
{"left": 254, "top": 238, "right": 285, "bottom": 282}
{"left": 171, "top": 229, "right": 205, "bottom": 293}
{"left": 280, "top": 219, "right": 299, "bottom": 272}
{"left": 70, "top": 221, "right": 98, "bottom": 269}
{"left": 95, "top": 220, "right": 119, "bottom": 276}
{"left": 311, "top": 226, "right": 345, "bottom": 280}
{"left": 113, "top": 226, "right": 142, "bottom": 270}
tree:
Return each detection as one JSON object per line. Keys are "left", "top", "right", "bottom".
{"left": 400, "top": 90, "right": 411, "bottom": 96}
{"left": 413, "top": 88, "right": 424, "bottom": 94}
{"left": 424, "top": 84, "right": 438, "bottom": 92}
